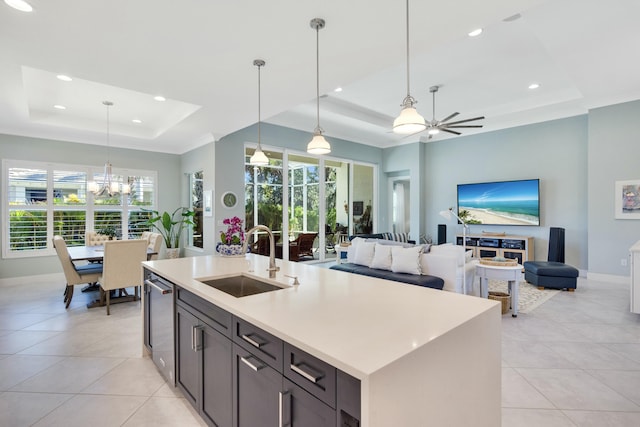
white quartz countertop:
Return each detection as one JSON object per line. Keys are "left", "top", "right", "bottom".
{"left": 143, "top": 254, "right": 498, "bottom": 380}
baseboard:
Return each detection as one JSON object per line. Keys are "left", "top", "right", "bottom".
{"left": 0, "top": 273, "right": 64, "bottom": 288}
{"left": 586, "top": 272, "right": 629, "bottom": 284}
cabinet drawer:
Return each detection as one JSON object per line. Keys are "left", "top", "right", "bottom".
{"left": 233, "top": 317, "right": 283, "bottom": 371}
{"left": 284, "top": 342, "right": 336, "bottom": 408}
{"left": 176, "top": 287, "right": 232, "bottom": 338}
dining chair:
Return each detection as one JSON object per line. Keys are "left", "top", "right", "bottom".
{"left": 52, "top": 235, "right": 103, "bottom": 308}
{"left": 146, "top": 232, "right": 163, "bottom": 260}
{"left": 85, "top": 231, "right": 111, "bottom": 246}
{"left": 99, "top": 239, "right": 148, "bottom": 315}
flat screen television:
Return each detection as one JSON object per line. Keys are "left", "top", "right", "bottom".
{"left": 457, "top": 179, "right": 540, "bottom": 226}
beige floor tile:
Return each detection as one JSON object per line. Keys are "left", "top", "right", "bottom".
{"left": 0, "top": 391, "right": 73, "bottom": 427}
{"left": 10, "top": 356, "right": 125, "bottom": 394}
{"left": 0, "top": 354, "right": 64, "bottom": 390}
{"left": 502, "top": 340, "right": 577, "bottom": 369}
{"left": 82, "top": 358, "right": 166, "bottom": 396}
{"left": 32, "top": 393, "right": 147, "bottom": 427}
{"left": 501, "top": 408, "right": 576, "bottom": 427}
{"left": 122, "top": 396, "right": 208, "bottom": 427}
{"left": 515, "top": 367, "right": 640, "bottom": 411}
{"left": 501, "top": 367, "right": 555, "bottom": 409}
{"left": 0, "top": 330, "right": 62, "bottom": 354}
{"left": 562, "top": 410, "right": 640, "bottom": 426}
{"left": 587, "top": 369, "right": 640, "bottom": 406}
{"left": 16, "top": 329, "right": 106, "bottom": 356}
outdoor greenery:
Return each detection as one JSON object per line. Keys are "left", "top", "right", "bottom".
{"left": 244, "top": 162, "right": 338, "bottom": 236}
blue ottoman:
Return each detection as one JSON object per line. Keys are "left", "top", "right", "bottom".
{"left": 523, "top": 261, "right": 578, "bottom": 291}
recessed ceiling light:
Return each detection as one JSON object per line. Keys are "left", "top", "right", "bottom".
{"left": 334, "top": 87, "right": 343, "bottom": 93}
{"left": 132, "top": 119, "right": 142, "bottom": 124}
{"left": 4, "top": 0, "right": 33, "bottom": 12}
{"left": 528, "top": 83, "right": 540, "bottom": 90}
{"left": 56, "top": 74, "right": 72, "bottom": 82}
{"left": 468, "top": 28, "right": 483, "bottom": 37}
{"left": 53, "top": 105, "right": 66, "bottom": 110}
{"left": 503, "top": 13, "right": 522, "bottom": 22}
{"left": 154, "top": 95, "right": 166, "bottom": 102}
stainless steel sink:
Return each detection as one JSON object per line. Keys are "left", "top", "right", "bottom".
{"left": 197, "top": 275, "right": 285, "bottom": 298}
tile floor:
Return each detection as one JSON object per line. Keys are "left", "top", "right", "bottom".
{"left": 0, "top": 275, "right": 639, "bottom": 426}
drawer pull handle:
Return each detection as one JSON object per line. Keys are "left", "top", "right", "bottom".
{"left": 290, "top": 363, "right": 322, "bottom": 384}
{"left": 241, "top": 355, "right": 265, "bottom": 372}
{"left": 241, "top": 333, "right": 263, "bottom": 349}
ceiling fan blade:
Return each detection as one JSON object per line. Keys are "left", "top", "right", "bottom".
{"left": 440, "top": 112, "right": 459, "bottom": 123}
{"left": 444, "top": 116, "right": 485, "bottom": 126}
{"left": 441, "top": 128, "right": 462, "bottom": 135}
{"left": 445, "top": 124, "right": 484, "bottom": 129}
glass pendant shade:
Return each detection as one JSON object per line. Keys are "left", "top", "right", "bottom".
{"left": 250, "top": 146, "right": 269, "bottom": 165}
{"left": 307, "top": 131, "right": 331, "bottom": 155}
{"left": 307, "top": 18, "right": 331, "bottom": 155}
{"left": 88, "top": 101, "right": 130, "bottom": 197}
{"left": 393, "top": 105, "right": 426, "bottom": 134}
{"left": 250, "top": 59, "right": 269, "bottom": 166}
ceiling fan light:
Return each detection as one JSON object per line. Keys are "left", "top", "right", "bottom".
{"left": 307, "top": 132, "right": 331, "bottom": 155}
{"left": 393, "top": 106, "right": 426, "bottom": 134}
{"left": 428, "top": 128, "right": 440, "bottom": 135}
{"left": 250, "top": 146, "right": 269, "bottom": 165}
{"left": 5, "top": 0, "right": 32, "bottom": 12}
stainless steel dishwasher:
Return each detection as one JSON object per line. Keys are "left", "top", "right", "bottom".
{"left": 144, "top": 271, "right": 175, "bottom": 385}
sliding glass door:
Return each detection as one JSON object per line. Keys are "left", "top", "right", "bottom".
{"left": 244, "top": 147, "right": 376, "bottom": 262}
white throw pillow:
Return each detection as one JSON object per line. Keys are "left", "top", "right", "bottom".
{"left": 430, "top": 244, "right": 468, "bottom": 266}
{"left": 391, "top": 245, "right": 423, "bottom": 274}
{"left": 369, "top": 243, "right": 393, "bottom": 270}
{"left": 353, "top": 241, "right": 376, "bottom": 266}
{"left": 347, "top": 237, "right": 364, "bottom": 263}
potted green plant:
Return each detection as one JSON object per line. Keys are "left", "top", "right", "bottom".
{"left": 97, "top": 225, "right": 118, "bottom": 240}
{"left": 143, "top": 207, "right": 195, "bottom": 258}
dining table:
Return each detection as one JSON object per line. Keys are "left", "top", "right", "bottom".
{"left": 67, "top": 244, "right": 157, "bottom": 308}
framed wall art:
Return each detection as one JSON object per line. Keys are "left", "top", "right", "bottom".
{"left": 615, "top": 180, "right": 640, "bottom": 219}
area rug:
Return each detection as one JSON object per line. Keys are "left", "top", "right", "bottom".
{"left": 488, "top": 280, "right": 560, "bottom": 314}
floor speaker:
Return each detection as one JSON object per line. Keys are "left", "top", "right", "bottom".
{"left": 437, "top": 224, "right": 446, "bottom": 245}
{"left": 548, "top": 227, "right": 565, "bottom": 263}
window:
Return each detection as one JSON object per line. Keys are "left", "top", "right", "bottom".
{"left": 189, "top": 170, "right": 204, "bottom": 248}
{"left": 3, "top": 160, "right": 157, "bottom": 258}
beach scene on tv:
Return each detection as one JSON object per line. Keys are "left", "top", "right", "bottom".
{"left": 457, "top": 179, "right": 540, "bottom": 226}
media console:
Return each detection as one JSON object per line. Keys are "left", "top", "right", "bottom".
{"left": 457, "top": 234, "right": 534, "bottom": 264}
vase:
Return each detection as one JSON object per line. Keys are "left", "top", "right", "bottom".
{"left": 165, "top": 248, "right": 180, "bottom": 259}
{"left": 217, "top": 243, "right": 244, "bottom": 257}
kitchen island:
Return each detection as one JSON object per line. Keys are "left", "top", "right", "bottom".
{"left": 143, "top": 253, "right": 501, "bottom": 426}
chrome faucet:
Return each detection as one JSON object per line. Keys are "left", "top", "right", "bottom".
{"left": 243, "top": 225, "right": 280, "bottom": 278}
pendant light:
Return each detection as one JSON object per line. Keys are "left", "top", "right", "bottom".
{"left": 88, "top": 101, "right": 130, "bottom": 197}
{"left": 307, "top": 18, "right": 331, "bottom": 155}
{"left": 249, "top": 59, "right": 269, "bottom": 165}
{"left": 392, "top": 0, "right": 426, "bottom": 135}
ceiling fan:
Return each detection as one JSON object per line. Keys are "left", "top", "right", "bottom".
{"left": 422, "top": 85, "right": 485, "bottom": 140}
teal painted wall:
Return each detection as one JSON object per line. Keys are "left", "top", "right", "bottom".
{"left": 422, "top": 116, "right": 588, "bottom": 269}
{"left": 0, "top": 134, "right": 181, "bottom": 279}
{"left": 588, "top": 99, "right": 640, "bottom": 276}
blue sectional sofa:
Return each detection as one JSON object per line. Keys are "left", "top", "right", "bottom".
{"left": 330, "top": 262, "right": 444, "bottom": 289}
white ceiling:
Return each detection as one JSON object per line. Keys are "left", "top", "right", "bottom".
{"left": 1, "top": 0, "right": 639, "bottom": 154}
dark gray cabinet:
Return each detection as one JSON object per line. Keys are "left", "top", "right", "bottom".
{"left": 232, "top": 343, "right": 281, "bottom": 426}
{"left": 170, "top": 282, "right": 360, "bottom": 427}
{"left": 176, "top": 288, "right": 233, "bottom": 427}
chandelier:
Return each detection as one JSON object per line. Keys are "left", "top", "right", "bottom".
{"left": 88, "top": 101, "right": 130, "bottom": 197}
